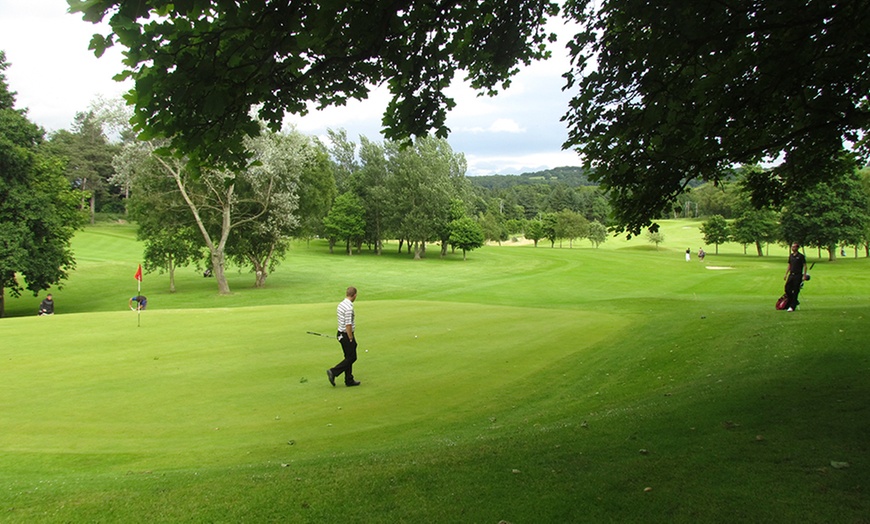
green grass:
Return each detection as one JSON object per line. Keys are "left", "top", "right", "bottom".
{"left": 2, "top": 221, "right": 868, "bottom": 523}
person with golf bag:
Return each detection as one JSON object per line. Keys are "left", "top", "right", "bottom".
{"left": 783, "top": 242, "right": 808, "bottom": 312}
{"left": 327, "top": 286, "right": 361, "bottom": 387}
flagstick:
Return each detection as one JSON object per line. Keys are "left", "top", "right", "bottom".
{"left": 137, "top": 275, "right": 141, "bottom": 327}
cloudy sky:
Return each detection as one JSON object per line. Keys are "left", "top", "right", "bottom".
{"left": 0, "top": 0, "right": 583, "bottom": 176}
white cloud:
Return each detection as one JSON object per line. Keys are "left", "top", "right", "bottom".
{"left": 463, "top": 118, "right": 527, "bottom": 134}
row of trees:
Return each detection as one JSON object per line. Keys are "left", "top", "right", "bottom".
{"left": 699, "top": 164, "right": 870, "bottom": 260}
{"left": 109, "top": 119, "right": 498, "bottom": 293}
{"left": 322, "top": 130, "right": 478, "bottom": 259}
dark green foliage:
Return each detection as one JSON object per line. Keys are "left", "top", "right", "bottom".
{"left": 700, "top": 215, "right": 730, "bottom": 254}
{"left": 563, "top": 0, "right": 870, "bottom": 235}
{"left": 780, "top": 163, "right": 870, "bottom": 260}
{"left": 448, "top": 216, "right": 485, "bottom": 260}
{"left": 293, "top": 140, "right": 337, "bottom": 242}
{"left": 71, "top": 0, "right": 558, "bottom": 169}
{"left": 0, "top": 52, "right": 85, "bottom": 315}
{"left": 324, "top": 192, "right": 366, "bottom": 255}
{"left": 731, "top": 209, "right": 779, "bottom": 257}
{"left": 45, "top": 112, "right": 120, "bottom": 222}
{"left": 468, "top": 166, "right": 593, "bottom": 190}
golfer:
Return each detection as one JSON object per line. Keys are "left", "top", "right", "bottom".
{"left": 327, "top": 286, "right": 361, "bottom": 387}
{"left": 783, "top": 242, "right": 807, "bottom": 311}
{"left": 129, "top": 295, "right": 148, "bottom": 311}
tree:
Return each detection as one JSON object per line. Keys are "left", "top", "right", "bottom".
{"left": 449, "top": 217, "right": 485, "bottom": 260}
{"left": 387, "top": 136, "right": 467, "bottom": 259}
{"left": 731, "top": 209, "right": 779, "bottom": 257}
{"left": 120, "top": 129, "right": 299, "bottom": 294}
{"left": 700, "top": 215, "right": 730, "bottom": 255}
{"left": 139, "top": 227, "right": 203, "bottom": 292}
{"left": 72, "top": 0, "right": 558, "bottom": 169}
{"left": 563, "top": 0, "right": 870, "bottom": 235}
{"left": 860, "top": 167, "right": 870, "bottom": 257}
{"left": 324, "top": 193, "right": 366, "bottom": 255}
{"left": 225, "top": 129, "right": 310, "bottom": 287}
{"left": 327, "top": 129, "right": 359, "bottom": 195}
{"left": 0, "top": 51, "right": 85, "bottom": 316}
{"left": 554, "top": 209, "right": 587, "bottom": 248}
{"left": 780, "top": 162, "right": 870, "bottom": 261}
{"left": 119, "top": 141, "right": 204, "bottom": 292}
{"left": 479, "top": 209, "right": 508, "bottom": 246}
{"left": 646, "top": 230, "right": 664, "bottom": 250}
{"left": 45, "top": 111, "right": 119, "bottom": 222}
{"left": 350, "top": 136, "right": 392, "bottom": 254}
{"left": 586, "top": 220, "right": 608, "bottom": 248}
{"left": 293, "top": 140, "right": 336, "bottom": 244}
{"left": 541, "top": 212, "right": 558, "bottom": 247}
{"left": 524, "top": 219, "right": 546, "bottom": 247}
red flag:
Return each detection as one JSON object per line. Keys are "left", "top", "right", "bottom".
{"left": 134, "top": 264, "right": 143, "bottom": 282}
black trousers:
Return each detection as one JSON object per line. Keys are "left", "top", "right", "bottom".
{"left": 785, "top": 274, "right": 803, "bottom": 310}
{"left": 331, "top": 331, "right": 357, "bottom": 384}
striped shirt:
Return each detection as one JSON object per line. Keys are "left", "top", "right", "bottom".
{"left": 337, "top": 298, "right": 355, "bottom": 333}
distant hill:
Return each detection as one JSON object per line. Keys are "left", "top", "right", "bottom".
{"left": 468, "top": 166, "right": 594, "bottom": 190}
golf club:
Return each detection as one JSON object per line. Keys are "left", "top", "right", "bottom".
{"left": 306, "top": 331, "right": 335, "bottom": 339}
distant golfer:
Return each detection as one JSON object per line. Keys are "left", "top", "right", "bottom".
{"left": 783, "top": 242, "right": 807, "bottom": 311}
{"left": 129, "top": 295, "right": 148, "bottom": 311}
{"left": 327, "top": 286, "right": 361, "bottom": 387}
{"left": 38, "top": 294, "right": 54, "bottom": 316}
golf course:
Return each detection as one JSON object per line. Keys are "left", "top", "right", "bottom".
{"left": 2, "top": 220, "right": 868, "bottom": 523}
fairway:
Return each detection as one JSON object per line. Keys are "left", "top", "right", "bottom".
{"left": 2, "top": 221, "right": 869, "bottom": 523}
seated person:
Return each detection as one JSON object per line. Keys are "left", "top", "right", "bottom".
{"left": 38, "top": 294, "right": 54, "bottom": 316}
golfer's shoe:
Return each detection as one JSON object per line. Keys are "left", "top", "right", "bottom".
{"left": 327, "top": 369, "right": 336, "bottom": 387}
{"left": 346, "top": 380, "right": 361, "bottom": 387}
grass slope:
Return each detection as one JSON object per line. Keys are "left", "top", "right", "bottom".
{"left": 2, "top": 222, "right": 868, "bottom": 523}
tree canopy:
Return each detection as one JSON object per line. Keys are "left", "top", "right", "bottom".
{"left": 0, "top": 51, "right": 85, "bottom": 316}
{"left": 70, "top": 0, "right": 558, "bottom": 168}
{"left": 563, "top": 0, "right": 870, "bottom": 235}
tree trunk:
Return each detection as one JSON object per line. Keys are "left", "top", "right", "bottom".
{"left": 0, "top": 287, "right": 4, "bottom": 318}
{"left": 211, "top": 250, "right": 231, "bottom": 295}
{"left": 249, "top": 255, "right": 269, "bottom": 288}
{"left": 755, "top": 241, "right": 763, "bottom": 257}
{"left": 169, "top": 257, "right": 176, "bottom": 293}
{"left": 162, "top": 155, "right": 233, "bottom": 295}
